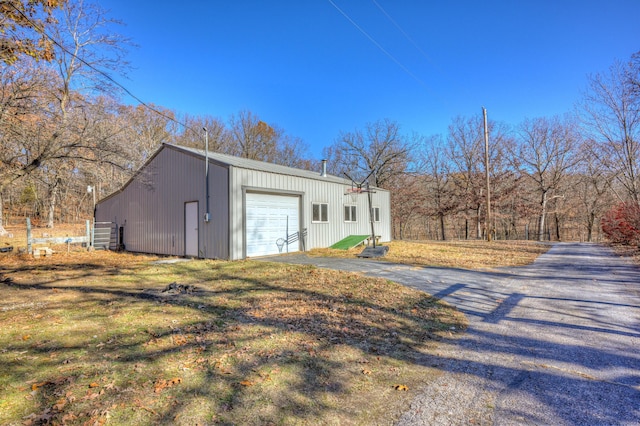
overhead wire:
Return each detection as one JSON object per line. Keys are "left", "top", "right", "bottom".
{"left": 371, "top": 0, "right": 436, "bottom": 68}
{"left": 326, "top": 0, "right": 433, "bottom": 93}
{"left": 372, "top": 0, "right": 453, "bottom": 88}
{"left": 6, "top": 1, "right": 200, "bottom": 137}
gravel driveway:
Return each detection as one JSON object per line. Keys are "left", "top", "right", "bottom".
{"left": 261, "top": 243, "right": 640, "bottom": 425}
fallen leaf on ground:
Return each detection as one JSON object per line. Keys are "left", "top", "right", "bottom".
{"left": 52, "top": 398, "right": 66, "bottom": 410}
{"left": 394, "top": 384, "right": 408, "bottom": 391}
{"left": 61, "top": 413, "right": 77, "bottom": 422}
{"left": 239, "top": 380, "right": 254, "bottom": 387}
{"left": 154, "top": 377, "right": 182, "bottom": 393}
{"left": 173, "top": 335, "right": 187, "bottom": 346}
{"left": 31, "top": 382, "right": 48, "bottom": 391}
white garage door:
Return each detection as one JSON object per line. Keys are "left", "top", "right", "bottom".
{"left": 245, "top": 192, "right": 300, "bottom": 257}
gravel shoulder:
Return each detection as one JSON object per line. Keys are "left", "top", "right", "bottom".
{"left": 262, "top": 243, "right": 640, "bottom": 425}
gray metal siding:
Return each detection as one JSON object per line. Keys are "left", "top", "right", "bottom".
{"left": 95, "top": 147, "right": 230, "bottom": 259}
{"left": 96, "top": 144, "right": 391, "bottom": 261}
{"left": 229, "top": 168, "right": 391, "bottom": 260}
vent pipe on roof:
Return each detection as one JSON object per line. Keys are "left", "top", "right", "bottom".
{"left": 321, "top": 159, "right": 327, "bottom": 177}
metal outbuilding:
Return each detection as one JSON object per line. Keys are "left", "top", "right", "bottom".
{"left": 95, "top": 143, "right": 391, "bottom": 260}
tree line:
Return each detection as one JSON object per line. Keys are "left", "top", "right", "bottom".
{"left": 1, "top": 0, "right": 638, "bottom": 245}
{"left": 324, "top": 53, "right": 639, "bottom": 243}
{"left": 319, "top": 49, "right": 639, "bottom": 243}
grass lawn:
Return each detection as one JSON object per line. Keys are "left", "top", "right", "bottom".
{"left": 0, "top": 250, "right": 467, "bottom": 425}
{"left": 310, "top": 239, "right": 551, "bottom": 269}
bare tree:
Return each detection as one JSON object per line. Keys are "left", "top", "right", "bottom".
{"left": 628, "top": 50, "right": 640, "bottom": 96}
{"left": 116, "top": 104, "right": 177, "bottom": 166}
{"left": 21, "top": 0, "right": 131, "bottom": 228}
{"left": 419, "top": 135, "right": 456, "bottom": 240}
{"left": 323, "top": 118, "right": 412, "bottom": 188}
{"left": 50, "top": 0, "right": 131, "bottom": 111}
{"left": 511, "top": 116, "right": 580, "bottom": 241}
{"left": 579, "top": 56, "right": 640, "bottom": 202}
{"left": 173, "top": 114, "right": 230, "bottom": 153}
{"left": 388, "top": 172, "right": 425, "bottom": 239}
{"left": 575, "top": 141, "right": 616, "bottom": 241}
{"left": 229, "top": 110, "right": 280, "bottom": 161}
{"left": 446, "top": 115, "right": 486, "bottom": 238}
{"left": 228, "top": 109, "right": 309, "bottom": 167}
{"left": 272, "top": 134, "right": 311, "bottom": 169}
{"left": 0, "top": 61, "right": 56, "bottom": 233}
{"left": 445, "top": 115, "right": 517, "bottom": 239}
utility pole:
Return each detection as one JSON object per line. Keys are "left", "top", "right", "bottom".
{"left": 483, "top": 107, "right": 492, "bottom": 242}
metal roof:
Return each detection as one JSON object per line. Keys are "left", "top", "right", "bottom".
{"left": 97, "top": 143, "right": 387, "bottom": 206}
{"left": 168, "top": 143, "right": 351, "bottom": 185}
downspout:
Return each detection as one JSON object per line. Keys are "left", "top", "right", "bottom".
{"left": 203, "top": 128, "right": 210, "bottom": 258}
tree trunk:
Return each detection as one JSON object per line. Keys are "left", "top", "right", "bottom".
{"left": 46, "top": 196, "right": 56, "bottom": 228}
{"left": 439, "top": 213, "right": 446, "bottom": 241}
{"left": 537, "top": 192, "right": 548, "bottom": 242}
{"left": 586, "top": 212, "right": 595, "bottom": 242}
{"left": 46, "top": 179, "right": 60, "bottom": 228}
{"left": 0, "top": 190, "right": 7, "bottom": 236}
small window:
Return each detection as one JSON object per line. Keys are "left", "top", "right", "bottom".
{"left": 344, "top": 205, "right": 357, "bottom": 222}
{"left": 372, "top": 207, "right": 380, "bottom": 222}
{"left": 312, "top": 202, "right": 328, "bottom": 222}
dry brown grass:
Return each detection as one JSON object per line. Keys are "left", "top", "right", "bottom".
{"left": 0, "top": 250, "right": 466, "bottom": 425}
{"left": 310, "top": 239, "right": 551, "bottom": 269}
{"left": 607, "top": 243, "right": 640, "bottom": 266}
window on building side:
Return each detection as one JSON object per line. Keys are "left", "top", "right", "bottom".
{"left": 312, "top": 202, "right": 328, "bottom": 222}
{"left": 372, "top": 207, "right": 380, "bottom": 222}
{"left": 344, "top": 205, "right": 357, "bottom": 222}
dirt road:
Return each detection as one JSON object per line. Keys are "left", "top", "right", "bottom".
{"left": 264, "top": 243, "right": 640, "bottom": 425}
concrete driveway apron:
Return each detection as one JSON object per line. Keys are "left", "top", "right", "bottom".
{"left": 261, "top": 243, "right": 640, "bottom": 425}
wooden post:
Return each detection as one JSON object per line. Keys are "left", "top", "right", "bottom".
{"left": 27, "top": 217, "right": 32, "bottom": 254}
{"left": 483, "top": 107, "right": 492, "bottom": 242}
{"left": 85, "top": 220, "right": 90, "bottom": 248}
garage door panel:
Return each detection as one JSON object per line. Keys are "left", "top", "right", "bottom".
{"left": 246, "top": 193, "right": 299, "bottom": 257}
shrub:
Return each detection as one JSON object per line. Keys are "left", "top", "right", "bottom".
{"left": 601, "top": 202, "right": 640, "bottom": 245}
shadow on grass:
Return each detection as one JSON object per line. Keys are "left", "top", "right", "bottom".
{"left": 2, "top": 243, "right": 639, "bottom": 425}
{"left": 262, "top": 243, "right": 640, "bottom": 425}
{"left": 0, "top": 256, "right": 459, "bottom": 425}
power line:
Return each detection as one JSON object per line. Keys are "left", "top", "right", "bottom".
{"left": 372, "top": 0, "right": 451, "bottom": 85}
{"left": 370, "top": 1, "right": 460, "bottom": 102}
{"left": 371, "top": 0, "right": 436, "bottom": 67}
{"left": 6, "top": 1, "right": 200, "bottom": 137}
{"left": 327, "top": 0, "right": 432, "bottom": 92}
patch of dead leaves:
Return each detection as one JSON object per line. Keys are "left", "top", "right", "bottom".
{"left": 153, "top": 377, "right": 182, "bottom": 393}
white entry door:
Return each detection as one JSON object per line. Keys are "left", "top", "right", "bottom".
{"left": 185, "top": 201, "right": 199, "bottom": 257}
{"left": 245, "top": 193, "right": 299, "bottom": 257}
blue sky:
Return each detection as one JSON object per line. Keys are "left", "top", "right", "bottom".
{"left": 101, "top": 0, "right": 640, "bottom": 159}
